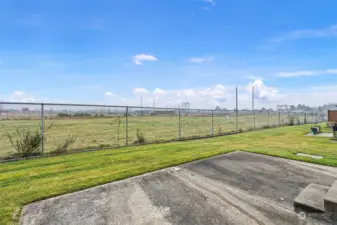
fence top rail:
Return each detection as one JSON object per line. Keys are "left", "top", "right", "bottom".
{"left": 0, "top": 101, "right": 321, "bottom": 114}
{"left": 0, "top": 101, "right": 215, "bottom": 112}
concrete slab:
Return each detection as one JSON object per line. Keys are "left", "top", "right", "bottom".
{"left": 324, "top": 180, "right": 337, "bottom": 216}
{"left": 294, "top": 183, "right": 329, "bottom": 212}
{"left": 305, "top": 133, "right": 333, "bottom": 137}
{"left": 296, "top": 153, "right": 323, "bottom": 159}
{"left": 21, "top": 151, "right": 337, "bottom": 225}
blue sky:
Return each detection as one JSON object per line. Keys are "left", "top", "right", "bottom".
{"left": 1, "top": 0, "right": 337, "bottom": 109}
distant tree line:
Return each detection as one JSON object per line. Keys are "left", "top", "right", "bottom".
{"left": 215, "top": 104, "right": 333, "bottom": 112}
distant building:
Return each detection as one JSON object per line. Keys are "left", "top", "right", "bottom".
{"left": 151, "top": 110, "right": 177, "bottom": 116}
{"left": 292, "top": 110, "right": 305, "bottom": 113}
{"left": 327, "top": 104, "right": 337, "bottom": 122}
{"left": 326, "top": 104, "right": 337, "bottom": 111}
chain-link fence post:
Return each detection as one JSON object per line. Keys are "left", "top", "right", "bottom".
{"left": 41, "top": 103, "right": 45, "bottom": 155}
{"left": 236, "top": 86, "right": 238, "bottom": 132}
{"left": 268, "top": 110, "right": 270, "bottom": 127}
{"left": 211, "top": 110, "right": 214, "bottom": 136}
{"left": 178, "top": 108, "right": 181, "bottom": 139}
{"left": 252, "top": 86, "right": 255, "bottom": 129}
{"left": 278, "top": 110, "right": 280, "bottom": 127}
{"left": 125, "top": 106, "right": 128, "bottom": 146}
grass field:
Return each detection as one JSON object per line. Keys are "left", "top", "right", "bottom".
{"left": 0, "top": 113, "right": 312, "bottom": 158}
{"left": 0, "top": 122, "right": 335, "bottom": 225}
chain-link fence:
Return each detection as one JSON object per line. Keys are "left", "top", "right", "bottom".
{"left": 0, "top": 101, "right": 326, "bottom": 160}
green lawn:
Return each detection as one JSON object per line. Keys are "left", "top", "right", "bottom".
{"left": 0, "top": 113, "right": 310, "bottom": 158}
{"left": 0, "top": 123, "right": 335, "bottom": 225}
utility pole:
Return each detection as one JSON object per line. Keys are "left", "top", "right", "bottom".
{"left": 252, "top": 86, "right": 255, "bottom": 129}
{"left": 140, "top": 95, "right": 143, "bottom": 116}
{"left": 236, "top": 86, "right": 238, "bottom": 131}
{"left": 153, "top": 97, "right": 156, "bottom": 112}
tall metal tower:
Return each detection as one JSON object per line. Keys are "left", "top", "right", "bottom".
{"left": 277, "top": 104, "right": 290, "bottom": 112}
{"left": 182, "top": 102, "right": 190, "bottom": 109}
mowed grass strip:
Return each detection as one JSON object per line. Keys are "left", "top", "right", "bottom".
{"left": 1, "top": 123, "right": 335, "bottom": 225}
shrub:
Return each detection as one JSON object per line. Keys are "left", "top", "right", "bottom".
{"left": 7, "top": 129, "right": 43, "bottom": 157}
{"left": 74, "top": 112, "right": 91, "bottom": 117}
{"left": 289, "top": 116, "right": 300, "bottom": 126}
{"left": 99, "top": 144, "right": 111, "bottom": 149}
{"left": 134, "top": 128, "right": 146, "bottom": 144}
{"left": 262, "top": 125, "right": 270, "bottom": 129}
{"left": 51, "top": 135, "right": 77, "bottom": 154}
{"left": 114, "top": 116, "right": 122, "bottom": 147}
{"left": 246, "top": 127, "right": 253, "bottom": 131}
{"left": 57, "top": 112, "right": 71, "bottom": 117}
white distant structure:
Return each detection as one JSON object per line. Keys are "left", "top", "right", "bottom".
{"left": 326, "top": 103, "right": 337, "bottom": 111}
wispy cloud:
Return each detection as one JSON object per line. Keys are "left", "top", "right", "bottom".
{"left": 270, "top": 24, "right": 337, "bottom": 43}
{"left": 247, "top": 75, "right": 263, "bottom": 80}
{"left": 203, "top": 0, "right": 216, "bottom": 6}
{"left": 133, "top": 88, "right": 149, "bottom": 95}
{"left": 132, "top": 54, "right": 158, "bottom": 65}
{"left": 188, "top": 56, "right": 213, "bottom": 63}
{"left": 10, "top": 91, "right": 36, "bottom": 102}
{"left": 276, "top": 69, "right": 337, "bottom": 78}
{"left": 153, "top": 88, "right": 166, "bottom": 95}
{"left": 104, "top": 91, "right": 114, "bottom": 97}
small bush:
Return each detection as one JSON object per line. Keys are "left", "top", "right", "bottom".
{"left": 262, "top": 125, "right": 270, "bottom": 129}
{"left": 99, "top": 144, "right": 111, "bottom": 148}
{"left": 74, "top": 112, "right": 91, "bottom": 117}
{"left": 246, "top": 127, "right": 253, "bottom": 131}
{"left": 51, "top": 135, "right": 77, "bottom": 154}
{"left": 134, "top": 128, "right": 146, "bottom": 144}
{"left": 239, "top": 128, "right": 244, "bottom": 133}
{"left": 57, "top": 112, "right": 71, "bottom": 117}
{"left": 114, "top": 116, "right": 122, "bottom": 147}
{"left": 7, "top": 129, "right": 43, "bottom": 157}
{"left": 289, "top": 116, "right": 300, "bottom": 126}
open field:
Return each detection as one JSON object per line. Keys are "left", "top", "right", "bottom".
{"left": 0, "top": 113, "right": 314, "bottom": 158}
{"left": 1, "top": 123, "right": 336, "bottom": 225}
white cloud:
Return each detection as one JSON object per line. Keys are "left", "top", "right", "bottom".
{"left": 277, "top": 69, "right": 337, "bottom": 78}
{"left": 11, "top": 91, "right": 36, "bottom": 102}
{"left": 133, "top": 88, "right": 149, "bottom": 95}
{"left": 3, "top": 81, "right": 337, "bottom": 110}
{"left": 104, "top": 91, "right": 114, "bottom": 97}
{"left": 188, "top": 56, "right": 213, "bottom": 63}
{"left": 271, "top": 24, "right": 337, "bottom": 43}
{"left": 153, "top": 88, "right": 166, "bottom": 95}
{"left": 247, "top": 80, "right": 278, "bottom": 101}
{"left": 203, "top": 0, "right": 215, "bottom": 6}
{"left": 247, "top": 75, "right": 263, "bottom": 80}
{"left": 132, "top": 54, "right": 158, "bottom": 65}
